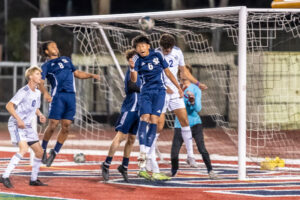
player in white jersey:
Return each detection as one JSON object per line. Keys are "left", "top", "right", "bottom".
{"left": 0, "top": 66, "right": 47, "bottom": 188}
{"left": 146, "top": 34, "right": 208, "bottom": 174}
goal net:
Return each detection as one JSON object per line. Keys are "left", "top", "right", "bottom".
{"left": 31, "top": 7, "right": 300, "bottom": 180}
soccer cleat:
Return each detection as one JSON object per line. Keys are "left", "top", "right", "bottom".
{"left": 186, "top": 157, "right": 198, "bottom": 168}
{"left": 29, "top": 179, "right": 48, "bottom": 186}
{"left": 46, "top": 149, "right": 56, "bottom": 167}
{"left": 117, "top": 165, "right": 129, "bottom": 182}
{"left": 138, "top": 170, "right": 151, "bottom": 180}
{"left": 137, "top": 152, "right": 147, "bottom": 169}
{"left": 171, "top": 169, "right": 178, "bottom": 177}
{"left": 42, "top": 150, "right": 47, "bottom": 164}
{"left": 208, "top": 170, "right": 218, "bottom": 180}
{"left": 151, "top": 173, "right": 171, "bottom": 181}
{"left": 101, "top": 163, "right": 109, "bottom": 182}
{"left": 1, "top": 177, "right": 13, "bottom": 188}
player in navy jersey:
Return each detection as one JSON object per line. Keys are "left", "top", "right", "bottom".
{"left": 130, "top": 35, "right": 183, "bottom": 179}
{"left": 39, "top": 41, "right": 100, "bottom": 167}
{"left": 101, "top": 49, "right": 141, "bottom": 183}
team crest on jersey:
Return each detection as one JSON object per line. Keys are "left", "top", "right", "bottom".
{"left": 62, "top": 59, "right": 68, "bottom": 63}
{"left": 32, "top": 100, "right": 36, "bottom": 107}
{"left": 153, "top": 57, "right": 159, "bottom": 65}
{"left": 174, "top": 55, "right": 178, "bottom": 60}
{"left": 141, "top": 62, "right": 145, "bottom": 66}
{"left": 51, "top": 63, "right": 55, "bottom": 66}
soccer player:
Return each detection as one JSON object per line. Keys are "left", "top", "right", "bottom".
{"left": 171, "top": 64, "right": 217, "bottom": 179}
{"left": 130, "top": 35, "right": 183, "bottom": 180}
{"left": 150, "top": 34, "right": 208, "bottom": 170}
{"left": 1, "top": 66, "right": 47, "bottom": 188}
{"left": 101, "top": 49, "right": 140, "bottom": 183}
{"left": 39, "top": 41, "right": 100, "bottom": 167}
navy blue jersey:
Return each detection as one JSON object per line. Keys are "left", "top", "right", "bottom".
{"left": 121, "top": 68, "right": 141, "bottom": 112}
{"left": 133, "top": 49, "right": 168, "bottom": 91}
{"left": 41, "top": 56, "right": 77, "bottom": 96}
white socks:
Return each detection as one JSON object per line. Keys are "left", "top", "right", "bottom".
{"left": 3, "top": 153, "right": 22, "bottom": 178}
{"left": 147, "top": 134, "right": 160, "bottom": 173}
{"left": 181, "top": 126, "right": 195, "bottom": 158}
{"left": 31, "top": 157, "right": 42, "bottom": 181}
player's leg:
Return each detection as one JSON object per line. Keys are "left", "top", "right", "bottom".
{"left": 137, "top": 114, "right": 150, "bottom": 170}
{"left": 102, "top": 131, "right": 126, "bottom": 181}
{"left": 118, "top": 133, "right": 136, "bottom": 182}
{"left": 29, "top": 141, "right": 48, "bottom": 186}
{"left": 171, "top": 128, "right": 184, "bottom": 176}
{"left": 192, "top": 124, "right": 217, "bottom": 179}
{"left": 46, "top": 119, "right": 72, "bottom": 167}
{"left": 155, "top": 113, "right": 165, "bottom": 162}
{"left": 41, "top": 119, "right": 59, "bottom": 163}
{"left": 2, "top": 140, "right": 28, "bottom": 188}
{"left": 42, "top": 94, "right": 65, "bottom": 164}
{"left": 173, "top": 108, "right": 197, "bottom": 167}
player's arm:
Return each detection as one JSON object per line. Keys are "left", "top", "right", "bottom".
{"left": 127, "top": 80, "right": 140, "bottom": 93}
{"left": 179, "top": 66, "right": 208, "bottom": 90}
{"left": 130, "top": 55, "right": 138, "bottom": 83}
{"left": 187, "top": 88, "right": 202, "bottom": 112}
{"left": 6, "top": 102, "right": 25, "bottom": 129}
{"left": 35, "top": 109, "right": 46, "bottom": 124}
{"left": 164, "top": 68, "right": 183, "bottom": 98}
{"left": 39, "top": 79, "right": 52, "bottom": 103}
{"left": 74, "top": 70, "right": 100, "bottom": 80}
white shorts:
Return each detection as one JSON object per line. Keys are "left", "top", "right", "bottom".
{"left": 162, "top": 93, "right": 185, "bottom": 113}
{"left": 8, "top": 121, "right": 39, "bottom": 146}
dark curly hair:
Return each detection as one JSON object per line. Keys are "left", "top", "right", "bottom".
{"left": 159, "top": 34, "right": 176, "bottom": 49}
{"left": 125, "top": 49, "right": 137, "bottom": 61}
{"left": 40, "top": 41, "right": 56, "bottom": 57}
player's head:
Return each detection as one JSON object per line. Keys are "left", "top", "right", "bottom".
{"left": 159, "top": 34, "right": 176, "bottom": 55}
{"left": 131, "top": 35, "right": 150, "bottom": 57}
{"left": 125, "top": 49, "right": 137, "bottom": 61}
{"left": 25, "top": 65, "right": 42, "bottom": 84}
{"left": 42, "top": 41, "right": 59, "bottom": 58}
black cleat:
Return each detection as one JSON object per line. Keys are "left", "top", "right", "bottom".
{"left": 101, "top": 163, "right": 109, "bottom": 182}
{"left": 1, "top": 177, "right": 13, "bottom": 188}
{"left": 42, "top": 150, "right": 47, "bottom": 164}
{"left": 46, "top": 149, "right": 56, "bottom": 167}
{"left": 117, "top": 165, "right": 129, "bottom": 183}
{"left": 29, "top": 179, "right": 48, "bottom": 186}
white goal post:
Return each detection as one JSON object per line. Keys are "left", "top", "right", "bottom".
{"left": 30, "top": 6, "right": 300, "bottom": 181}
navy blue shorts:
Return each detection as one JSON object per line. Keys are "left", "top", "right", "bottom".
{"left": 139, "top": 89, "right": 166, "bottom": 116}
{"left": 115, "top": 111, "right": 139, "bottom": 135}
{"left": 49, "top": 92, "right": 76, "bottom": 121}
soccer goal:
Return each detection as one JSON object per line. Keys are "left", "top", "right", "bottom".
{"left": 30, "top": 6, "right": 300, "bottom": 180}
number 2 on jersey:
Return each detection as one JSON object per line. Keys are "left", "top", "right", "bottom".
{"left": 169, "top": 60, "right": 173, "bottom": 68}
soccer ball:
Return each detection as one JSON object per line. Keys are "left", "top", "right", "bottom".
{"left": 73, "top": 153, "right": 86, "bottom": 163}
{"left": 138, "top": 16, "right": 155, "bottom": 32}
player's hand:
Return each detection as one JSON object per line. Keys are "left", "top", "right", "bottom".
{"left": 39, "top": 114, "right": 46, "bottom": 124}
{"left": 166, "top": 86, "right": 174, "bottom": 94}
{"left": 17, "top": 119, "right": 25, "bottom": 129}
{"left": 178, "top": 88, "right": 184, "bottom": 98}
{"left": 93, "top": 74, "right": 100, "bottom": 80}
{"left": 44, "top": 93, "right": 52, "bottom": 103}
{"left": 198, "top": 83, "right": 208, "bottom": 90}
{"left": 129, "top": 58, "right": 134, "bottom": 69}
{"left": 186, "top": 91, "right": 195, "bottom": 105}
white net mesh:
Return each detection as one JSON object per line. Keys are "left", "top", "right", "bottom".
{"left": 36, "top": 10, "right": 300, "bottom": 178}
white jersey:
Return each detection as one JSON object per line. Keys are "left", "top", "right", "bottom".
{"left": 8, "top": 85, "right": 41, "bottom": 125}
{"left": 157, "top": 46, "right": 185, "bottom": 96}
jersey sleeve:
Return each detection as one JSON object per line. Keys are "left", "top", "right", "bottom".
{"left": 41, "top": 62, "right": 48, "bottom": 80}
{"left": 10, "top": 87, "right": 27, "bottom": 106}
{"left": 133, "top": 55, "right": 139, "bottom": 71}
{"left": 68, "top": 57, "right": 77, "bottom": 72}
{"left": 37, "top": 91, "right": 41, "bottom": 108}
{"left": 156, "top": 52, "right": 169, "bottom": 69}
{"left": 178, "top": 49, "right": 185, "bottom": 67}
{"left": 193, "top": 86, "right": 202, "bottom": 112}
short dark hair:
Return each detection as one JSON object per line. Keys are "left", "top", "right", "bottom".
{"left": 125, "top": 49, "right": 136, "bottom": 61}
{"left": 131, "top": 35, "right": 150, "bottom": 48}
{"left": 159, "top": 34, "right": 176, "bottom": 49}
{"left": 41, "top": 41, "right": 56, "bottom": 57}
